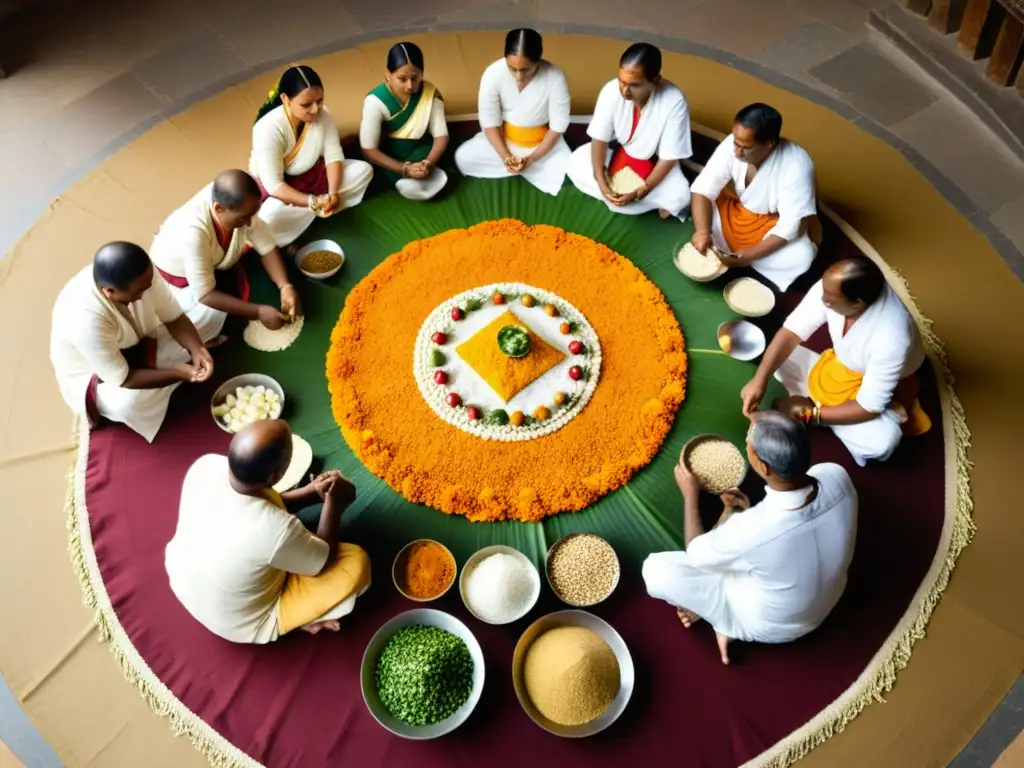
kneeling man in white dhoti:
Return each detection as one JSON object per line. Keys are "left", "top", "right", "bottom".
{"left": 643, "top": 412, "right": 857, "bottom": 665}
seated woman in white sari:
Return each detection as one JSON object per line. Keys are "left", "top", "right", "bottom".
{"left": 150, "top": 170, "right": 300, "bottom": 342}
{"left": 690, "top": 104, "right": 817, "bottom": 291}
{"left": 454, "top": 28, "right": 572, "bottom": 196}
{"left": 49, "top": 242, "right": 214, "bottom": 443}
{"left": 251, "top": 65, "right": 373, "bottom": 248}
{"left": 567, "top": 43, "right": 693, "bottom": 219}
{"left": 740, "top": 257, "right": 930, "bottom": 467}
{"left": 643, "top": 412, "right": 857, "bottom": 665}
{"left": 360, "top": 42, "right": 450, "bottom": 201}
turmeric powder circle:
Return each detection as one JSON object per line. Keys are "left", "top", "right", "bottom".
{"left": 327, "top": 220, "right": 687, "bottom": 523}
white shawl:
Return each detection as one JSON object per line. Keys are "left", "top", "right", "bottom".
{"left": 477, "top": 58, "right": 571, "bottom": 132}
{"left": 587, "top": 78, "right": 693, "bottom": 161}
{"left": 250, "top": 105, "right": 345, "bottom": 191}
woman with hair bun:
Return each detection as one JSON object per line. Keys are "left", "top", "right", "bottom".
{"left": 455, "top": 28, "right": 572, "bottom": 196}
{"left": 250, "top": 65, "right": 373, "bottom": 247}
{"left": 567, "top": 42, "right": 693, "bottom": 219}
{"left": 359, "top": 42, "right": 450, "bottom": 200}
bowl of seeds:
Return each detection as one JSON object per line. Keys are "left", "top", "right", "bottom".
{"left": 545, "top": 533, "right": 620, "bottom": 607}
{"left": 295, "top": 239, "right": 344, "bottom": 280}
{"left": 681, "top": 434, "right": 748, "bottom": 495}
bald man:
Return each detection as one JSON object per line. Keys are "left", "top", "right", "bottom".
{"left": 165, "top": 420, "right": 371, "bottom": 644}
{"left": 149, "top": 170, "right": 301, "bottom": 342}
{"left": 50, "top": 241, "right": 214, "bottom": 442}
{"left": 741, "top": 256, "right": 929, "bottom": 466}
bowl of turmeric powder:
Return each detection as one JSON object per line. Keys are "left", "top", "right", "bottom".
{"left": 393, "top": 539, "right": 458, "bottom": 602}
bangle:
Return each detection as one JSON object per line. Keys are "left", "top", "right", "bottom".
{"left": 813, "top": 404, "right": 822, "bottom": 426}
{"left": 401, "top": 162, "right": 409, "bottom": 178}
{"left": 307, "top": 194, "right": 316, "bottom": 210}
{"left": 279, "top": 283, "right": 293, "bottom": 292}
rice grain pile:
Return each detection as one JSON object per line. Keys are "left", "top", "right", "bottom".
{"left": 243, "top": 315, "right": 304, "bottom": 352}
{"left": 548, "top": 534, "right": 619, "bottom": 606}
{"left": 675, "top": 242, "right": 725, "bottom": 280}
{"left": 685, "top": 437, "right": 747, "bottom": 494}
{"left": 724, "top": 277, "right": 774, "bottom": 316}
{"left": 524, "top": 626, "right": 620, "bottom": 726}
{"left": 465, "top": 552, "right": 537, "bottom": 623}
{"left": 301, "top": 250, "right": 342, "bottom": 274}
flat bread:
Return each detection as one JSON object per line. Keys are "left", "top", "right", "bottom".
{"left": 674, "top": 242, "right": 726, "bottom": 281}
{"left": 272, "top": 434, "right": 314, "bottom": 492}
{"left": 607, "top": 166, "right": 646, "bottom": 196}
{"left": 243, "top": 315, "right": 304, "bottom": 352}
{"left": 724, "top": 278, "right": 775, "bottom": 317}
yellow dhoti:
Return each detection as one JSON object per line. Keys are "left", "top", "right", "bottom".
{"left": 277, "top": 543, "right": 371, "bottom": 634}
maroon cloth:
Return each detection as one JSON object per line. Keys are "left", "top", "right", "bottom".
{"left": 255, "top": 157, "right": 329, "bottom": 201}
{"left": 156, "top": 260, "right": 253, "bottom": 304}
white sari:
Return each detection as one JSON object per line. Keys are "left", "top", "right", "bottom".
{"left": 568, "top": 78, "right": 693, "bottom": 217}
{"left": 691, "top": 135, "right": 817, "bottom": 290}
{"left": 455, "top": 58, "right": 572, "bottom": 196}
{"left": 251, "top": 105, "right": 373, "bottom": 246}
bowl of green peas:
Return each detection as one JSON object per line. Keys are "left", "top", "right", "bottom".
{"left": 361, "top": 608, "right": 485, "bottom": 739}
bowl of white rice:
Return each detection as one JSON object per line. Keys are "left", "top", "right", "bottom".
{"left": 459, "top": 545, "right": 541, "bottom": 625}
{"left": 210, "top": 373, "right": 285, "bottom": 434}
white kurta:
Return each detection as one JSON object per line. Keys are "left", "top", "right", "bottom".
{"left": 49, "top": 267, "right": 190, "bottom": 442}
{"left": 642, "top": 463, "right": 857, "bottom": 644}
{"left": 149, "top": 183, "right": 278, "bottom": 339}
{"left": 166, "top": 454, "right": 332, "bottom": 644}
{"left": 567, "top": 78, "right": 693, "bottom": 217}
{"left": 251, "top": 105, "right": 373, "bottom": 246}
{"left": 360, "top": 87, "right": 449, "bottom": 201}
{"left": 778, "top": 280, "right": 926, "bottom": 466}
{"left": 691, "top": 135, "right": 817, "bottom": 291}
{"left": 454, "top": 58, "right": 572, "bottom": 196}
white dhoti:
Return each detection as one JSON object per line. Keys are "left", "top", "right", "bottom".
{"left": 94, "top": 330, "right": 192, "bottom": 443}
{"left": 566, "top": 144, "right": 691, "bottom": 217}
{"left": 166, "top": 283, "right": 227, "bottom": 343}
{"left": 257, "top": 160, "right": 373, "bottom": 248}
{"left": 775, "top": 346, "right": 902, "bottom": 466}
{"left": 709, "top": 205, "right": 816, "bottom": 292}
{"left": 642, "top": 554, "right": 752, "bottom": 639}
{"left": 455, "top": 133, "right": 571, "bottom": 197}
{"left": 395, "top": 168, "right": 449, "bottom": 201}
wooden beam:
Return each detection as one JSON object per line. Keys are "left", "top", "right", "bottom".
{"left": 930, "top": 0, "right": 969, "bottom": 32}
{"left": 986, "top": 14, "right": 1024, "bottom": 83}
{"left": 904, "top": 0, "right": 933, "bottom": 16}
{"left": 958, "top": 0, "right": 1006, "bottom": 59}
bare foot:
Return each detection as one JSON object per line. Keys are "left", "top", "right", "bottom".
{"left": 205, "top": 334, "right": 229, "bottom": 350}
{"left": 677, "top": 607, "right": 702, "bottom": 628}
{"left": 300, "top": 619, "right": 341, "bottom": 634}
{"left": 658, "top": 208, "right": 672, "bottom": 220}
{"left": 715, "top": 631, "right": 731, "bottom": 665}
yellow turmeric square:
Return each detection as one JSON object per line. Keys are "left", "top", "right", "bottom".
{"left": 456, "top": 310, "right": 566, "bottom": 402}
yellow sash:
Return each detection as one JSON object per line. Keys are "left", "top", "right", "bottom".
{"left": 807, "top": 349, "right": 931, "bottom": 437}
{"left": 389, "top": 82, "right": 438, "bottom": 140}
{"left": 503, "top": 122, "right": 547, "bottom": 148}
{"left": 282, "top": 108, "right": 309, "bottom": 167}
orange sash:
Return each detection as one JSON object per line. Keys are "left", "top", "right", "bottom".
{"left": 503, "top": 122, "right": 547, "bottom": 148}
{"left": 716, "top": 184, "right": 780, "bottom": 252}
{"left": 807, "top": 349, "right": 931, "bottom": 437}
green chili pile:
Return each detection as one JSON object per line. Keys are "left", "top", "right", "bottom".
{"left": 375, "top": 625, "right": 474, "bottom": 726}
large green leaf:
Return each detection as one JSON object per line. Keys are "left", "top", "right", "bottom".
{"left": 221, "top": 176, "right": 785, "bottom": 569}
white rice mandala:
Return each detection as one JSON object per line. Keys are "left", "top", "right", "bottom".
{"left": 243, "top": 315, "right": 304, "bottom": 352}
{"left": 413, "top": 283, "right": 602, "bottom": 441}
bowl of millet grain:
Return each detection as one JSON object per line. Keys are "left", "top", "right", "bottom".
{"left": 295, "top": 239, "right": 344, "bottom": 280}
{"left": 545, "top": 533, "right": 620, "bottom": 608}
{"left": 681, "top": 434, "right": 748, "bottom": 495}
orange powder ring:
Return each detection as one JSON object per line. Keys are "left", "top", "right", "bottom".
{"left": 326, "top": 220, "right": 687, "bottom": 522}
{"left": 397, "top": 541, "right": 456, "bottom": 599}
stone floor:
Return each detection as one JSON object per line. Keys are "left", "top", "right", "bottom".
{"left": 0, "top": 0, "right": 1022, "bottom": 765}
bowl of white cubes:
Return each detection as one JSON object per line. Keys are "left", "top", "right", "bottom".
{"left": 210, "top": 374, "right": 285, "bottom": 434}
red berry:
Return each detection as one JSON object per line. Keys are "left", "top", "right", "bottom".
{"left": 467, "top": 407, "right": 481, "bottom": 421}
{"left": 446, "top": 392, "right": 462, "bottom": 407}
{"left": 432, "top": 332, "right": 448, "bottom": 345}
{"left": 569, "top": 366, "right": 583, "bottom": 381}
{"left": 434, "top": 370, "right": 448, "bottom": 385}
{"left": 451, "top": 307, "right": 464, "bottom": 321}
{"left": 568, "top": 340, "right": 584, "bottom": 355}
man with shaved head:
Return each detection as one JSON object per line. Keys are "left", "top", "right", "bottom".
{"left": 50, "top": 241, "right": 214, "bottom": 442}
{"left": 741, "top": 256, "right": 929, "bottom": 466}
{"left": 165, "top": 420, "right": 371, "bottom": 644}
{"left": 149, "top": 169, "right": 301, "bottom": 342}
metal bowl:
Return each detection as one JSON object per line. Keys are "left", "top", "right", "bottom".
{"left": 295, "top": 239, "right": 344, "bottom": 280}
{"left": 545, "top": 533, "right": 620, "bottom": 608}
{"left": 681, "top": 433, "right": 749, "bottom": 494}
{"left": 392, "top": 539, "right": 457, "bottom": 603}
{"left": 723, "top": 277, "right": 776, "bottom": 317}
{"left": 210, "top": 373, "right": 285, "bottom": 434}
{"left": 361, "top": 608, "right": 485, "bottom": 740}
{"left": 717, "top": 319, "right": 767, "bottom": 362}
{"left": 512, "top": 610, "right": 635, "bottom": 738}
{"left": 673, "top": 242, "right": 728, "bottom": 283}
{"left": 459, "top": 545, "right": 541, "bottom": 625}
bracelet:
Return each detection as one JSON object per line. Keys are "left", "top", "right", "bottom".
{"left": 307, "top": 194, "right": 316, "bottom": 211}
{"left": 813, "top": 404, "right": 822, "bottom": 426}
{"left": 402, "top": 162, "right": 409, "bottom": 178}
{"left": 279, "top": 283, "right": 293, "bottom": 292}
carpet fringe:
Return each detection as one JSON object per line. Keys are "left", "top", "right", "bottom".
{"left": 64, "top": 257, "right": 974, "bottom": 768}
